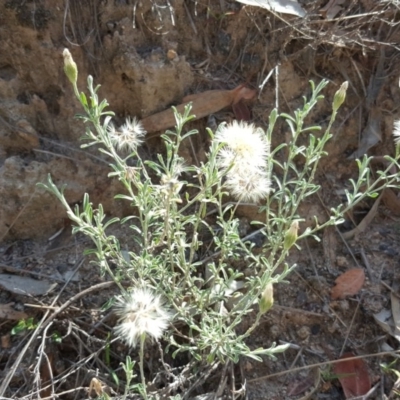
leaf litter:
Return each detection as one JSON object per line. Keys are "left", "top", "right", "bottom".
{"left": 333, "top": 353, "right": 371, "bottom": 398}
{"left": 331, "top": 268, "right": 365, "bottom": 300}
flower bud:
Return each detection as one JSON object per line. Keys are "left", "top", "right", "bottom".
{"left": 259, "top": 283, "right": 274, "bottom": 314}
{"left": 63, "top": 48, "right": 78, "bottom": 86}
{"left": 283, "top": 220, "right": 299, "bottom": 250}
{"left": 332, "top": 81, "right": 348, "bottom": 112}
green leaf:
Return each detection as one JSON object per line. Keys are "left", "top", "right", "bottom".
{"left": 79, "top": 92, "right": 88, "bottom": 107}
{"left": 51, "top": 332, "right": 63, "bottom": 344}
{"left": 11, "top": 320, "right": 26, "bottom": 335}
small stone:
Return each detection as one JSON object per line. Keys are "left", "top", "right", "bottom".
{"left": 243, "top": 361, "right": 253, "bottom": 371}
{"left": 297, "top": 326, "right": 311, "bottom": 341}
{"left": 67, "top": 255, "right": 76, "bottom": 265}
{"left": 336, "top": 256, "right": 348, "bottom": 268}
{"left": 167, "top": 49, "right": 178, "bottom": 61}
{"left": 269, "top": 325, "right": 280, "bottom": 339}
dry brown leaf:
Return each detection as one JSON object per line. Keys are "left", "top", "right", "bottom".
{"left": 141, "top": 85, "right": 256, "bottom": 133}
{"left": 182, "top": 88, "right": 233, "bottom": 105}
{"left": 231, "top": 85, "right": 257, "bottom": 105}
{"left": 89, "top": 377, "right": 111, "bottom": 398}
{"left": 0, "top": 303, "right": 28, "bottom": 320}
{"left": 382, "top": 189, "right": 400, "bottom": 216}
{"left": 232, "top": 100, "right": 251, "bottom": 121}
{"left": 89, "top": 377, "right": 104, "bottom": 397}
{"left": 331, "top": 268, "right": 365, "bottom": 300}
{"left": 333, "top": 353, "right": 371, "bottom": 398}
{"left": 1, "top": 334, "right": 11, "bottom": 349}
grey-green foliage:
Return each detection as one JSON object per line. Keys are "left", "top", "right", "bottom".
{"left": 40, "top": 63, "right": 400, "bottom": 370}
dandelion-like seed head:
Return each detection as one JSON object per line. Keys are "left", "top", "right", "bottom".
{"left": 214, "top": 120, "right": 271, "bottom": 203}
{"left": 160, "top": 173, "right": 184, "bottom": 203}
{"left": 108, "top": 117, "right": 146, "bottom": 153}
{"left": 224, "top": 167, "right": 271, "bottom": 203}
{"left": 114, "top": 288, "right": 172, "bottom": 348}
{"left": 161, "top": 174, "right": 182, "bottom": 193}
{"left": 393, "top": 120, "right": 400, "bottom": 146}
{"left": 215, "top": 121, "right": 270, "bottom": 167}
{"left": 124, "top": 166, "right": 140, "bottom": 182}
{"left": 159, "top": 161, "right": 185, "bottom": 201}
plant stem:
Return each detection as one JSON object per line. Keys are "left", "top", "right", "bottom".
{"left": 139, "top": 333, "right": 148, "bottom": 400}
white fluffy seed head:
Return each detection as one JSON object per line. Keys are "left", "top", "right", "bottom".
{"left": 224, "top": 167, "right": 271, "bottom": 203}
{"left": 215, "top": 121, "right": 270, "bottom": 167}
{"left": 108, "top": 117, "right": 146, "bottom": 153}
{"left": 114, "top": 288, "right": 172, "bottom": 348}
{"left": 214, "top": 120, "right": 271, "bottom": 203}
{"left": 393, "top": 120, "right": 400, "bottom": 146}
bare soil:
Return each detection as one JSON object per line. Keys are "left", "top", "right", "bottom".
{"left": 1, "top": 1, "right": 400, "bottom": 399}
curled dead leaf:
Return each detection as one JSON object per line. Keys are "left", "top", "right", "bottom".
{"left": 89, "top": 377, "right": 111, "bottom": 398}
{"left": 331, "top": 268, "right": 365, "bottom": 300}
